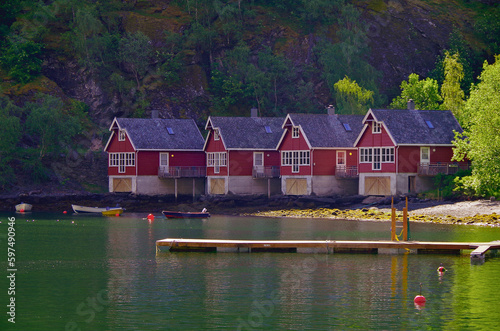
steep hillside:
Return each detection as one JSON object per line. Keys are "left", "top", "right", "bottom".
{"left": 0, "top": 0, "right": 498, "bottom": 193}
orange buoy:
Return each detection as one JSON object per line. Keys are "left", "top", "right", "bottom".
{"left": 147, "top": 214, "right": 155, "bottom": 221}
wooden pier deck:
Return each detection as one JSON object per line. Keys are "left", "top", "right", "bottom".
{"left": 156, "top": 238, "right": 500, "bottom": 259}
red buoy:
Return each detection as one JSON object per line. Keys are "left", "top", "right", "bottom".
{"left": 414, "top": 283, "right": 426, "bottom": 306}
{"left": 116, "top": 213, "right": 120, "bottom": 217}
{"left": 63, "top": 210, "right": 67, "bottom": 214}
{"left": 147, "top": 214, "right": 155, "bottom": 221}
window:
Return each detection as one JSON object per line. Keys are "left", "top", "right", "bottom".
{"left": 373, "top": 148, "right": 381, "bottom": 170}
{"left": 343, "top": 123, "right": 352, "bottom": 132}
{"left": 119, "top": 130, "right": 126, "bottom": 141}
{"left": 381, "top": 147, "right": 394, "bottom": 163}
{"left": 160, "top": 153, "right": 168, "bottom": 167}
{"left": 265, "top": 126, "right": 272, "bottom": 133}
{"left": 282, "top": 151, "right": 292, "bottom": 166}
{"left": 109, "top": 152, "right": 135, "bottom": 173}
{"left": 292, "top": 127, "right": 300, "bottom": 138}
{"left": 299, "top": 151, "right": 310, "bottom": 166}
{"left": 360, "top": 147, "right": 394, "bottom": 170}
{"left": 214, "top": 129, "right": 220, "bottom": 141}
{"left": 372, "top": 122, "right": 381, "bottom": 133}
{"left": 254, "top": 152, "right": 263, "bottom": 166}
{"left": 420, "top": 147, "right": 430, "bottom": 164}
{"left": 207, "top": 152, "right": 227, "bottom": 172}
{"left": 337, "top": 151, "right": 346, "bottom": 167}
{"left": 167, "top": 127, "right": 174, "bottom": 134}
{"left": 282, "top": 150, "right": 309, "bottom": 173}
{"left": 207, "top": 153, "right": 214, "bottom": 166}
{"left": 360, "top": 148, "right": 372, "bottom": 163}
{"left": 425, "top": 120, "right": 434, "bottom": 129}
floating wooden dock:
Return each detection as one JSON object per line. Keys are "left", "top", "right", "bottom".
{"left": 156, "top": 238, "right": 500, "bottom": 261}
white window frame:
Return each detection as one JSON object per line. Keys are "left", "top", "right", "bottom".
{"left": 109, "top": 152, "right": 135, "bottom": 173}
{"left": 118, "top": 130, "right": 126, "bottom": 141}
{"left": 359, "top": 148, "right": 372, "bottom": 163}
{"left": 421, "top": 147, "right": 430, "bottom": 164}
{"left": 292, "top": 127, "right": 300, "bottom": 138}
{"left": 381, "top": 147, "right": 394, "bottom": 163}
{"left": 373, "top": 148, "right": 381, "bottom": 170}
{"left": 282, "top": 150, "right": 309, "bottom": 173}
{"left": 337, "top": 151, "right": 346, "bottom": 167}
{"left": 253, "top": 152, "right": 264, "bottom": 167}
{"left": 160, "top": 153, "right": 169, "bottom": 166}
{"left": 281, "top": 151, "right": 292, "bottom": 166}
{"left": 214, "top": 129, "right": 220, "bottom": 141}
{"left": 372, "top": 122, "right": 381, "bottom": 134}
{"left": 207, "top": 152, "right": 227, "bottom": 174}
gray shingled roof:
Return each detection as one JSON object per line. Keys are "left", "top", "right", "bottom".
{"left": 208, "top": 117, "right": 284, "bottom": 149}
{"left": 287, "top": 113, "right": 364, "bottom": 148}
{"left": 370, "top": 109, "right": 463, "bottom": 145}
{"left": 115, "top": 118, "right": 204, "bottom": 150}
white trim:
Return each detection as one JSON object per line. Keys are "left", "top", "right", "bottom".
{"left": 420, "top": 146, "right": 430, "bottom": 164}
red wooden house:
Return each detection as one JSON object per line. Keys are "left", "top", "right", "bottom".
{"left": 104, "top": 117, "right": 206, "bottom": 195}
{"left": 277, "top": 108, "right": 363, "bottom": 195}
{"left": 204, "top": 112, "right": 283, "bottom": 196}
{"left": 354, "top": 104, "right": 468, "bottom": 196}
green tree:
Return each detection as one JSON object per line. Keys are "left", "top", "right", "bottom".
{"left": 441, "top": 51, "right": 465, "bottom": 122}
{"left": 317, "top": 3, "right": 380, "bottom": 104}
{"left": 0, "top": 36, "right": 43, "bottom": 84}
{"left": 0, "top": 97, "right": 21, "bottom": 188}
{"left": 390, "top": 73, "right": 442, "bottom": 110}
{"left": 71, "top": 5, "right": 103, "bottom": 66}
{"left": 24, "top": 94, "right": 82, "bottom": 160}
{"left": 118, "top": 31, "right": 152, "bottom": 89}
{"left": 453, "top": 56, "right": 500, "bottom": 197}
{"left": 334, "top": 76, "right": 374, "bottom": 115}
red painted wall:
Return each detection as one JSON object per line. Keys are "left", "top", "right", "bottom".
{"left": 279, "top": 127, "right": 310, "bottom": 150}
{"left": 106, "top": 131, "right": 135, "bottom": 152}
{"left": 229, "top": 151, "right": 253, "bottom": 176}
{"left": 313, "top": 150, "right": 336, "bottom": 175}
{"left": 357, "top": 123, "right": 394, "bottom": 147}
{"left": 279, "top": 127, "right": 312, "bottom": 176}
{"left": 107, "top": 130, "right": 136, "bottom": 176}
{"left": 205, "top": 130, "right": 228, "bottom": 176}
{"left": 135, "top": 151, "right": 206, "bottom": 176}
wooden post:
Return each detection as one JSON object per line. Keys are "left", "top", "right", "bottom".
{"left": 268, "top": 178, "right": 271, "bottom": 198}
{"left": 175, "top": 178, "right": 178, "bottom": 202}
{"left": 391, "top": 197, "right": 396, "bottom": 241}
{"left": 193, "top": 178, "right": 196, "bottom": 202}
{"left": 403, "top": 196, "right": 408, "bottom": 241}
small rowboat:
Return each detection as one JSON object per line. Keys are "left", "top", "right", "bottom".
{"left": 101, "top": 208, "right": 124, "bottom": 216}
{"left": 162, "top": 209, "right": 210, "bottom": 219}
{"left": 72, "top": 204, "right": 122, "bottom": 214}
{"left": 15, "top": 203, "right": 32, "bottom": 212}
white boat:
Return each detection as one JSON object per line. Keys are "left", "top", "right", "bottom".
{"left": 72, "top": 204, "right": 122, "bottom": 214}
{"left": 15, "top": 203, "right": 32, "bottom": 212}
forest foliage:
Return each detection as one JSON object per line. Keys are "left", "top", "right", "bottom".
{"left": 0, "top": 0, "right": 499, "bottom": 196}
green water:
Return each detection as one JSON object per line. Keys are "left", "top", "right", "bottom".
{"left": 1, "top": 212, "right": 500, "bottom": 330}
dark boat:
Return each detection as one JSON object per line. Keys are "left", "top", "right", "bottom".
{"left": 162, "top": 209, "right": 210, "bottom": 219}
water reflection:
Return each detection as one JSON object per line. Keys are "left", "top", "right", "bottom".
{"left": 2, "top": 212, "right": 500, "bottom": 330}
